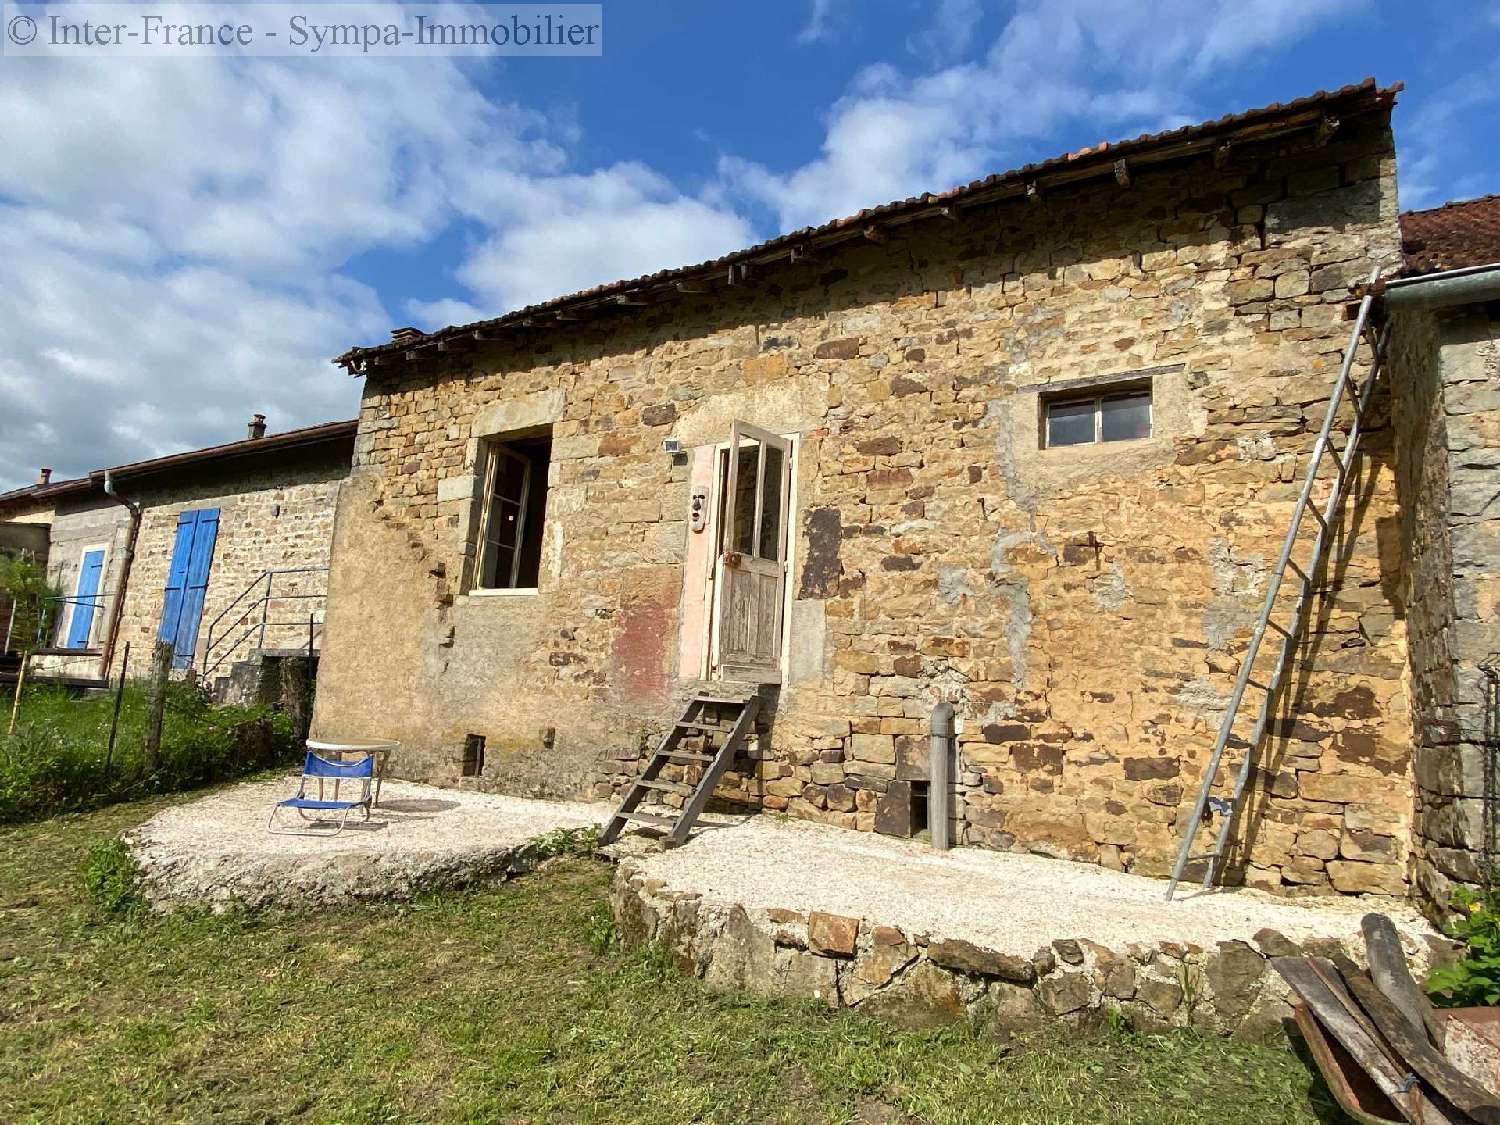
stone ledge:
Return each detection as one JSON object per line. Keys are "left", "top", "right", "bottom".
{"left": 612, "top": 861, "right": 1441, "bottom": 1039}
{"left": 607, "top": 816, "right": 1442, "bottom": 1039}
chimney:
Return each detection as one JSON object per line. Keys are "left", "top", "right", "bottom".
{"left": 390, "top": 326, "right": 424, "bottom": 345}
{"left": 247, "top": 413, "right": 267, "bottom": 440}
{"left": 37, "top": 467, "right": 52, "bottom": 485}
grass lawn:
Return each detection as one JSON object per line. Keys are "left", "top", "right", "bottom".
{"left": 0, "top": 796, "right": 1347, "bottom": 1124}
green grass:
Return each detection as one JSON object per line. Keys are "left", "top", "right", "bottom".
{"left": 0, "top": 684, "right": 296, "bottom": 824}
{"left": 0, "top": 798, "right": 1349, "bottom": 1124}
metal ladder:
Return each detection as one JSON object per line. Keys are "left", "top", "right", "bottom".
{"left": 598, "top": 686, "right": 762, "bottom": 847}
{"left": 1166, "top": 269, "right": 1389, "bottom": 901}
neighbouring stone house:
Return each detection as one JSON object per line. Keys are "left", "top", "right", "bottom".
{"left": 0, "top": 416, "right": 355, "bottom": 697}
{"left": 1384, "top": 193, "right": 1500, "bottom": 914}
{"left": 312, "top": 79, "right": 1495, "bottom": 919}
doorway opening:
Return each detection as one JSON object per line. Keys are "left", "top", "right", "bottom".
{"left": 705, "top": 422, "right": 795, "bottom": 685}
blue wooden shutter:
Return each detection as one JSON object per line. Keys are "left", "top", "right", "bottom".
{"left": 66, "top": 549, "right": 105, "bottom": 649}
{"left": 158, "top": 509, "right": 219, "bottom": 668}
{"left": 158, "top": 513, "right": 197, "bottom": 648}
{"left": 173, "top": 509, "right": 219, "bottom": 667}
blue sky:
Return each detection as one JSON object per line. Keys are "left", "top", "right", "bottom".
{"left": 2, "top": 0, "right": 1499, "bottom": 489}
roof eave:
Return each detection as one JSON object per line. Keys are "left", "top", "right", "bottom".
{"left": 335, "top": 79, "right": 1401, "bottom": 373}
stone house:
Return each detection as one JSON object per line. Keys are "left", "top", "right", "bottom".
{"left": 1384, "top": 192, "right": 1500, "bottom": 913}
{"left": 313, "top": 79, "right": 1495, "bottom": 919}
{"left": 0, "top": 416, "right": 355, "bottom": 696}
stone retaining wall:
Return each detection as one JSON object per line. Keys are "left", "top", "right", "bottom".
{"left": 611, "top": 857, "right": 1440, "bottom": 1040}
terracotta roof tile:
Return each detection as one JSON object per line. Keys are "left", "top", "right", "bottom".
{"left": 1401, "top": 194, "right": 1500, "bottom": 275}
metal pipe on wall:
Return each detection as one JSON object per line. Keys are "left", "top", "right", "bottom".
{"left": 928, "top": 701, "right": 955, "bottom": 850}
{"left": 99, "top": 472, "right": 141, "bottom": 678}
{"left": 1378, "top": 264, "right": 1500, "bottom": 310}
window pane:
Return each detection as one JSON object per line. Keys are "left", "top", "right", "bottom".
{"left": 1046, "top": 399, "right": 1096, "bottom": 447}
{"left": 732, "top": 443, "right": 759, "bottom": 554}
{"left": 480, "top": 448, "right": 529, "bottom": 587}
{"left": 758, "top": 444, "right": 784, "bottom": 561}
{"left": 1100, "top": 392, "right": 1151, "bottom": 442}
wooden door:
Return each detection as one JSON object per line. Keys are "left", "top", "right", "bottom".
{"left": 712, "top": 422, "right": 791, "bottom": 683}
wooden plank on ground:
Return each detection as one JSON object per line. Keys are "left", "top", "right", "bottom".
{"left": 1292, "top": 1002, "right": 1404, "bottom": 1125}
{"left": 1363, "top": 913, "right": 1445, "bottom": 1047}
{"left": 1274, "top": 958, "right": 1455, "bottom": 1125}
{"left": 1331, "top": 953, "right": 1500, "bottom": 1125}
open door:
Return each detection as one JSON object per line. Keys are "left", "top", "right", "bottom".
{"left": 711, "top": 422, "right": 791, "bottom": 683}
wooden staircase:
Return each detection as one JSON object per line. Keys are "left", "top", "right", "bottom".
{"left": 598, "top": 684, "right": 762, "bottom": 847}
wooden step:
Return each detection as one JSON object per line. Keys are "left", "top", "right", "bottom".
{"left": 615, "top": 810, "right": 677, "bottom": 828}
{"left": 661, "top": 750, "right": 714, "bottom": 763}
{"left": 637, "top": 779, "right": 693, "bottom": 796}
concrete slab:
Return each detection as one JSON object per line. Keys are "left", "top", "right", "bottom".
{"left": 129, "top": 777, "right": 605, "bottom": 911}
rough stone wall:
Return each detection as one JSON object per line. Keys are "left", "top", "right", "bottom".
{"left": 109, "top": 451, "right": 347, "bottom": 682}
{"left": 1391, "top": 303, "right": 1500, "bottom": 918}
{"left": 315, "top": 112, "right": 1413, "bottom": 894}
{"left": 40, "top": 497, "right": 131, "bottom": 650}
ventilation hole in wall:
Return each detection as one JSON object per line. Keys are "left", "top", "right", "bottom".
{"left": 462, "top": 733, "right": 486, "bottom": 778}
{"left": 909, "top": 780, "right": 930, "bottom": 836}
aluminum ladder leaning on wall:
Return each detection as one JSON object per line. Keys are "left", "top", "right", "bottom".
{"left": 1165, "top": 267, "right": 1390, "bottom": 902}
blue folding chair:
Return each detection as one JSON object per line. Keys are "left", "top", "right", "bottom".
{"left": 267, "top": 752, "right": 375, "bottom": 836}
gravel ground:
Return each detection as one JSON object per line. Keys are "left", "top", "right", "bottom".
{"left": 629, "top": 815, "right": 1437, "bottom": 954}
{"left": 129, "top": 778, "right": 605, "bottom": 910}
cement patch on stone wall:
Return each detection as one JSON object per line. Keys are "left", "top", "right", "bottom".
{"left": 129, "top": 778, "right": 604, "bottom": 911}
{"left": 610, "top": 816, "right": 1442, "bottom": 1038}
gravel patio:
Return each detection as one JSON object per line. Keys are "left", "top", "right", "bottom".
{"left": 128, "top": 777, "right": 604, "bottom": 910}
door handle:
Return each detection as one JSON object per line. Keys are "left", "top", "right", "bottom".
{"left": 723, "top": 551, "right": 743, "bottom": 569}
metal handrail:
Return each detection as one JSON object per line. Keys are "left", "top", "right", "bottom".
{"left": 201, "top": 566, "right": 328, "bottom": 678}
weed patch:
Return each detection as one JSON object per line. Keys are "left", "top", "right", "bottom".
{"left": 81, "top": 836, "right": 142, "bottom": 916}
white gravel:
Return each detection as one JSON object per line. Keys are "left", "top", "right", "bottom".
{"left": 628, "top": 815, "right": 1437, "bottom": 956}
{"left": 129, "top": 777, "right": 605, "bottom": 910}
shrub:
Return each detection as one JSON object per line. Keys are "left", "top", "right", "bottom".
{"left": 0, "top": 683, "right": 299, "bottom": 824}
{"left": 533, "top": 824, "right": 601, "bottom": 859}
{"left": 1427, "top": 886, "right": 1500, "bottom": 1008}
{"left": 583, "top": 903, "right": 619, "bottom": 955}
{"left": 82, "top": 837, "right": 142, "bottom": 917}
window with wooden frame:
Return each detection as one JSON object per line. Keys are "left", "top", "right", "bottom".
{"left": 1042, "top": 382, "right": 1152, "bottom": 448}
{"left": 474, "top": 429, "right": 551, "bottom": 591}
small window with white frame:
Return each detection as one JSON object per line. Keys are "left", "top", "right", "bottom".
{"left": 1043, "top": 383, "right": 1152, "bottom": 448}
{"left": 473, "top": 428, "right": 551, "bottom": 591}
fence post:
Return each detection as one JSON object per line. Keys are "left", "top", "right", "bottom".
{"left": 7, "top": 651, "right": 29, "bottom": 737}
{"left": 104, "top": 641, "right": 131, "bottom": 773}
{"left": 143, "top": 639, "right": 173, "bottom": 773}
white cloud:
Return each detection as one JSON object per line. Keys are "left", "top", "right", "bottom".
{"left": 907, "top": 0, "right": 984, "bottom": 65}
{"left": 722, "top": 0, "right": 1364, "bottom": 234}
{"left": 450, "top": 163, "right": 755, "bottom": 313}
{"left": 0, "top": 19, "right": 754, "bottom": 488}
{"left": 1396, "top": 54, "right": 1500, "bottom": 211}
{"left": 796, "top": 0, "right": 838, "bottom": 45}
